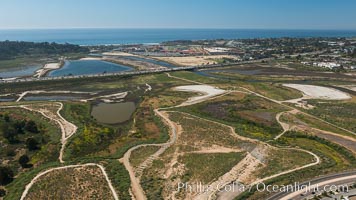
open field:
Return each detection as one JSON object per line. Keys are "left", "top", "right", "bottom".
{"left": 130, "top": 146, "right": 161, "bottom": 168}
{"left": 24, "top": 165, "right": 115, "bottom": 200}
{"left": 180, "top": 152, "right": 246, "bottom": 184}
{"left": 153, "top": 55, "right": 239, "bottom": 66}
{"left": 175, "top": 93, "right": 287, "bottom": 141}
{"left": 280, "top": 111, "right": 356, "bottom": 154}
{"left": 306, "top": 100, "right": 356, "bottom": 132}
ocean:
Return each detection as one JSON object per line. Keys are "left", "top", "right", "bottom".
{"left": 1, "top": 29, "right": 356, "bottom": 45}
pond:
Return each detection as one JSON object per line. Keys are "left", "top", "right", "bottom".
{"left": 0, "top": 98, "right": 15, "bottom": 102}
{"left": 23, "top": 95, "right": 81, "bottom": 101}
{"left": 48, "top": 60, "right": 133, "bottom": 77}
{"left": 0, "top": 65, "right": 41, "bottom": 78}
{"left": 91, "top": 102, "right": 136, "bottom": 124}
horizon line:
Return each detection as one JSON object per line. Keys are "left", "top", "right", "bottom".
{"left": 1, "top": 27, "right": 356, "bottom": 31}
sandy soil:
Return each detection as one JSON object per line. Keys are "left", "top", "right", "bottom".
{"left": 34, "top": 63, "right": 61, "bottom": 78}
{"left": 174, "top": 85, "right": 226, "bottom": 106}
{"left": 153, "top": 55, "right": 238, "bottom": 66}
{"left": 80, "top": 57, "right": 102, "bottom": 60}
{"left": 283, "top": 84, "right": 351, "bottom": 100}
{"left": 102, "top": 51, "right": 138, "bottom": 56}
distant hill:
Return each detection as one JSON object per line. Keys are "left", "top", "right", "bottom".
{"left": 0, "top": 41, "right": 89, "bottom": 60}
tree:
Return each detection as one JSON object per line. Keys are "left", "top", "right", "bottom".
{"left": 3, "top": 114, "right": 10, "bottom": 122}
{"left": 1, "top": 124, "right": 17, "bottom": 144}
{"left": 0, "top": 167, "right": 14, "bottom": 185}
{"left": 18, "top": 155, "right": 32, "bottom": 168}
{"left": 13, "top": 120, "right": 26, "bottom": 134}
{"left": 25, "top": 120, "right": 39, "bottom": 133}
{"left": 26, "top": 138, "right": 39, "bottom": 151}
{"left": 0, "top": 188, "right": 6, "bottom": 197}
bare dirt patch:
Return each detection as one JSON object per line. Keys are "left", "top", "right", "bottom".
{"left": 174, "top": 85, "right": 226, "bottom": 106}
{"left": 283, "top": 84, "right": 351, "bottom": 100}
{"left": 154, "top": 55, "right": 238, "bottom": 66}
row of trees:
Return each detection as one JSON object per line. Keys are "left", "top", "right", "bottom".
{"left": 0, "top": 40, "right": 89, "bottom": 60}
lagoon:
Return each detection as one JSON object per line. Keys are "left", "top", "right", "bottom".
{"left": 0, "top": 65, "right": 41, "bottom": 78}
{"left": 48, "top": 60, "right": 133, "bottom": 77}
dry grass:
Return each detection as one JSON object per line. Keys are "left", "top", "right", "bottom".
{"left": 153, "top": 55, "right": 238, "bottom": 66}
{"left": 25, "top": 165, "right": 115, "bottom": 200}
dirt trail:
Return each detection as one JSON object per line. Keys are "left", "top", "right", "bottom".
{"left": 10, "top": 103, "right": 118, "bottom": 200}
{"left": 273, "top": 110, "right": 299, "bottom": 140}
{"left": 165, "top": 74, "right": 322, "bottom": 200}
{"left": 195, "top": 153, "right": 262, "bottom": 200}
{"left": 120, "top": 73, "right": 322, "bottom": 200}
{"left": 0, "top": 103, "right": 77, "bottom": 163}
{"left": 250, "top": 148, "right": 320, "bottom": 186}
{"left": 15, "top": 90, "right": 96, "bottom": 102}
{"left": 119, "top": 110, "right": 181, "bottom": 200}
{"left": 21, "top": 103, "right": 77, "bottom": 163}
{"left": 120, "top": 75, "right": 230, "bottom": 200}
{"left": 19, "top": 163, "right": 118, "bottom": 200}
{"left": 296, "top": 126, "right": 356, "bottom": 154}
{"left": 1, "top": 74, "right": 327, "bottom": 200}
{"left": 238, "top": 87, "right": 356, "bottom": 136}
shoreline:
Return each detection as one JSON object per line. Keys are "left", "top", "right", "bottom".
{"left": 34, "top": 60, "right": 65, "bottom": 78}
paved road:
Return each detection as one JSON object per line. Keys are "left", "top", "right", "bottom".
{"left": 267, "top": 171, "right": 356, "bottom": 200}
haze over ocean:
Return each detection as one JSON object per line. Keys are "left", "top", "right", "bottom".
{"left": 1, "top": 29, "right": 356, "bottom": 45}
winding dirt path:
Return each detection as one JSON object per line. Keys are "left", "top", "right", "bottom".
{"left": 120, "top": 73, "right": 324, "bottom": 200}
{"left": 273, "top": 110, "right": 299, "bottom": 140}
{"left": 1, "top": 103, "right": 118, "bottom": 200}
{"left": 120, "top": 92, "right": 228, "bottom": 200}
{"left": 0, "top": 103, "right": 76, "bottom": 163}
{"left": 238, "top": 87, "right": 356, "bottom": 136}
{"left": 183, "top": 110, "right": 320, "bottom": 200}
{"left": 14, "top": 72, "right": 352, "bottom": 200}
{"left": 167, "top": 74, "right": 322, "bottom": 200}
{"left": 20, "top": 102, "right": 77, "bottom": 163}
{"left": 119, "top": 109, "right": 180, "bottom": 200}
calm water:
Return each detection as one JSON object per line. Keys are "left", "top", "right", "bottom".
{"left": 91, "top": 102, "right": 136, "bottom": 124}
{"left": 23, "top": 95, "right": 80, "bottom": 101}
{"left": 0, "top": 65, "right": 41, "bottom": 78}
{"left": 0, "top": 98, "right": 15, "bottom": 102}
{"left": 48, "top": 60, "right": 133, "bottom": 77}
{"left": 1, "top": 29, "right": 356, "bottom": 45}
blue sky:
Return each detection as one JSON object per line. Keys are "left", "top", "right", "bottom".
{"left": 0, "top": 0, "right": 355, "bottom": 29}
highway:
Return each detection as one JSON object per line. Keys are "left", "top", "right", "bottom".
{"left": 0, "top": 59, "right": 271, "bottom": 84}
{"left": 267, "top": 171, "right": 356, "bottom": 200}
